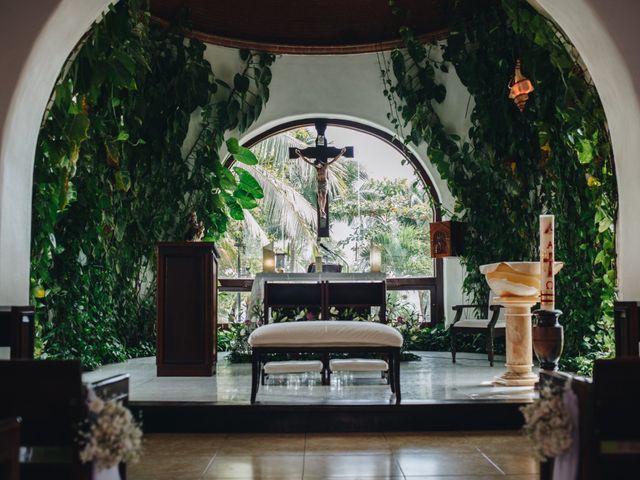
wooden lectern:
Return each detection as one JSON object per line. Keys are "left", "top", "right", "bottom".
{"left": 156, "top": 242, "right": 218, "bottom": 376}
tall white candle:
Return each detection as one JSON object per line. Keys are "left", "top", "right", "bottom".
{"left": 540, "top": 214, "right": 555, "bottom": 309}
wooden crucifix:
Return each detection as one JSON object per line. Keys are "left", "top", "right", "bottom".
{"left": 289, "top": 120, "right": 354, "bottom": 238}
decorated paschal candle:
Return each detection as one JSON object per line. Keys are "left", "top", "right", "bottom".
{"left": 539, "top": 215, "right": 555, "bottom": 309}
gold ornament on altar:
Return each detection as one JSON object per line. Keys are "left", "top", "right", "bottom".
{"left": 508, "top": 59, "right": 534, "bottom": 112}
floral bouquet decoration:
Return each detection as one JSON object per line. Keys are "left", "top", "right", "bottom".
{"left": 78, "top": 389, "right": 143, "bottom": 472}
{"left": 520, "top": 381, "right": 572, "bottom": 461}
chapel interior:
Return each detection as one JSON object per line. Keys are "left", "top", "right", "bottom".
{"left": 1, "top": 0, "right": 640, "bottom": 479}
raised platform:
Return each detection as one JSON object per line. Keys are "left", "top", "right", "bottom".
{"left": 83, "top": 351, "right": 535, "bottom": 433}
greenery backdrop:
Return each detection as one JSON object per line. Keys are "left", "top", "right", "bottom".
{"left": 31, "top": 0, "right": 273, "bottom": 367}
{"left": 31, "top": 0, "right": 617, "bottom": 374}
{"left": 382, "top": 0, "right": 617, "bottom": 374}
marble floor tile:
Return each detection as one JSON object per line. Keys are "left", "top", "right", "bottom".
{"left": 305, "top": 433, "right": 391, "bottom": 455}
{"left": 305, "top": 477, "right": 403, "bottom": 480}
{"left": 482, "top": 452, "right": 539, "bottom": 474}
{"left": 467, "top": 433, "right": 535, "bottom": 457}
{"left": 383, "top": 431, "right": 480, "bottom": 454}
{"left": 303, "top": 454, "right": 403, "bottom": 478}
{"left": 394, "top": 452, "right": 503, "bottom": 476}
{"left": 84, "top": 351, "right": 537, "bottom": 405}
{"left": 405, "top": 476, "right": 537, "bottom": 480}
{"left": 219, "top": 433, "right": 306, "bottom": 455}
{"left": 128, "top": 431, "right": 540, "bottom": 480}
{"left": 143, "top": 433, "right": 228, "bottom": 455}
{"left": 203, "top": 454, "right": 304, "bottom": 478}
{"left": 129, "top": 453, "right": 214, "bottom": 478}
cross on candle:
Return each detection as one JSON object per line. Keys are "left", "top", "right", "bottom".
{"left": 539, "top": 215, "right": 555, "bottom": 309}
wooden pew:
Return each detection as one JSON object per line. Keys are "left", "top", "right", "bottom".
{"left": 538, "top": 371, "right": 594, "bottom": 480}
{"left": 0, "top": 360, "right": 129, "bottom": 480}
{"left": 0, "top": 417, "right": 21, "bottom": 480}
{"left": 539, "top": 359, "right": 640, "bottom": 479}
{"left": 592, "top": 358, "right": 640, "bottom": 477}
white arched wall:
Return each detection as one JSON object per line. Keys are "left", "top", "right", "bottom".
{"left": 1, "top": 0, "right": 639, "bottom": 313}
{"left": 0, "top": 0, "right": 111, "bottom": 304}
{"left": 532, "top": 0, "right": 640, "bottom": 299}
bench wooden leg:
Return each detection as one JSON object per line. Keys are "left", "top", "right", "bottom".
{"left": 388, "top": 354, "right": 395, "bottom": 394}
{"left": 451, "top": 328, "right": 457, "bottom": 363}
{"left": 383, "top": 354, "right": 390, "bottom": 384}
{"left": 251, "top": 352, "right": 260, "bottom": 404}
{"left": 321, "top": 352, "right": 330, "bottom": 385}
{"left": 393, "top": 350, "right": 401, "bottom": 404}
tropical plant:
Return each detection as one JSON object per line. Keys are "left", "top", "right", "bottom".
{"left": 382, "top": 0, "right": 617, "bottom": 374}
{"left": 31, "top": 0, "right": 274, "bottom": 367}
{"left": 218, "top": 128, "right": 355, "bottom": 274}
{"left": 333, "top": 177, "right": 434, "bottom": 276}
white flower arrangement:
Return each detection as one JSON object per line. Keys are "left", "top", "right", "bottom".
{"left": 520, "top": 383, "right": 572, "bottom": 461}
{"left": 78, "top": 393, "right": 143, "bottom": 471}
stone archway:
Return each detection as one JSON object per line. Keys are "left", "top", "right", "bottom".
{"left": 2, "top": 0, "right": 640, "bottom": 306}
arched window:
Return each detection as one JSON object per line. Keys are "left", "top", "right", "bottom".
{"left": 219, "top": 118, "right": 444, "bottom": 325}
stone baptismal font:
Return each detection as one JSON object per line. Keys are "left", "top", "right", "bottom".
{"left": 480, "top": 260, "right": 563, "bottom": 386}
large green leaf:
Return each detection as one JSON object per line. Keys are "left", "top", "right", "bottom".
{"left": 67, "top": 113, "right": 90, "bottom": 144}
{"left": 225, "top": 138, "right": 258, "bottom": 165}
{"left": 577, "top": 139, "right": 594, "bottom": 164}
{"left": 233, "top": 189, "right": 258, "bottom": 209}
{"left": 234, "top": 167, "right": 264, "bottom": 199}
{"left": 115, "top": 170, "right": 131, "bottom": 192}
{"left": 233, "top": 73, "right": 250, "bottom": 93}
{"left": 222, "top": 192, "right": 245, "bottom": 220}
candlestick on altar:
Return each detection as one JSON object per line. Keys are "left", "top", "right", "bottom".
{"left": 539, "top": 214, "right": 555, "bottom": 310}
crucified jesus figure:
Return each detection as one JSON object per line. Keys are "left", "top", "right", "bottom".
{"left": 296, "top": 147, "right": 346, "bottom": 219}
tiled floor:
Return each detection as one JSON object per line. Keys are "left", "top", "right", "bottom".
{"left": 83, "top": 352, "right": 537, "bottom": 404}
{"left": 129, "top": 431, "right": 539, "bottom": 479}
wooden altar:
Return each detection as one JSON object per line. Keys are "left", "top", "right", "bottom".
{"left": 223, "top": 273, "right": 442, "bottom": 324}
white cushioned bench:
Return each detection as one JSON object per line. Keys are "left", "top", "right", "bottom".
{"left": 248, "top": 321, "right": 403, "bottom": 404}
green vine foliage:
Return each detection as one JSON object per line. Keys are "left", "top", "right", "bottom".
{"left": 383, "top": 0, "right": 617, "bottom": 374}
{"left": 31, "top": 0, "right": 274, "bottom": 368}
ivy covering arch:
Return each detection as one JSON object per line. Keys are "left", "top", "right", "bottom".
{"left": 30, "top": 0, "right": 617, "bottom": 374}
{"left": 381, "top": 0, "right": 617, "bottom": 374}
{"left": 31, "top": 0, "right": 273, "bottom": 367}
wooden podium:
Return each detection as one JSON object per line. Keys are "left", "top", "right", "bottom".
{"left": 156, "top": 242, "right": 218, "bottom": 376}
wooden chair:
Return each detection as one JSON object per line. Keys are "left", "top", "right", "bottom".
{"left": 0, "top": 360, "right": 130, "bottom": 480}
{"left": 263, "top": 281, "right": 323, "bottom": 323}
{"left": 450, "top": 293, "right": 505, "bottom": 366}
{"left": 325, "top": 281, "right": 386, "bottom": 323}
{"left": 0, "top": 417, "right": 21, "bottom": 480}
